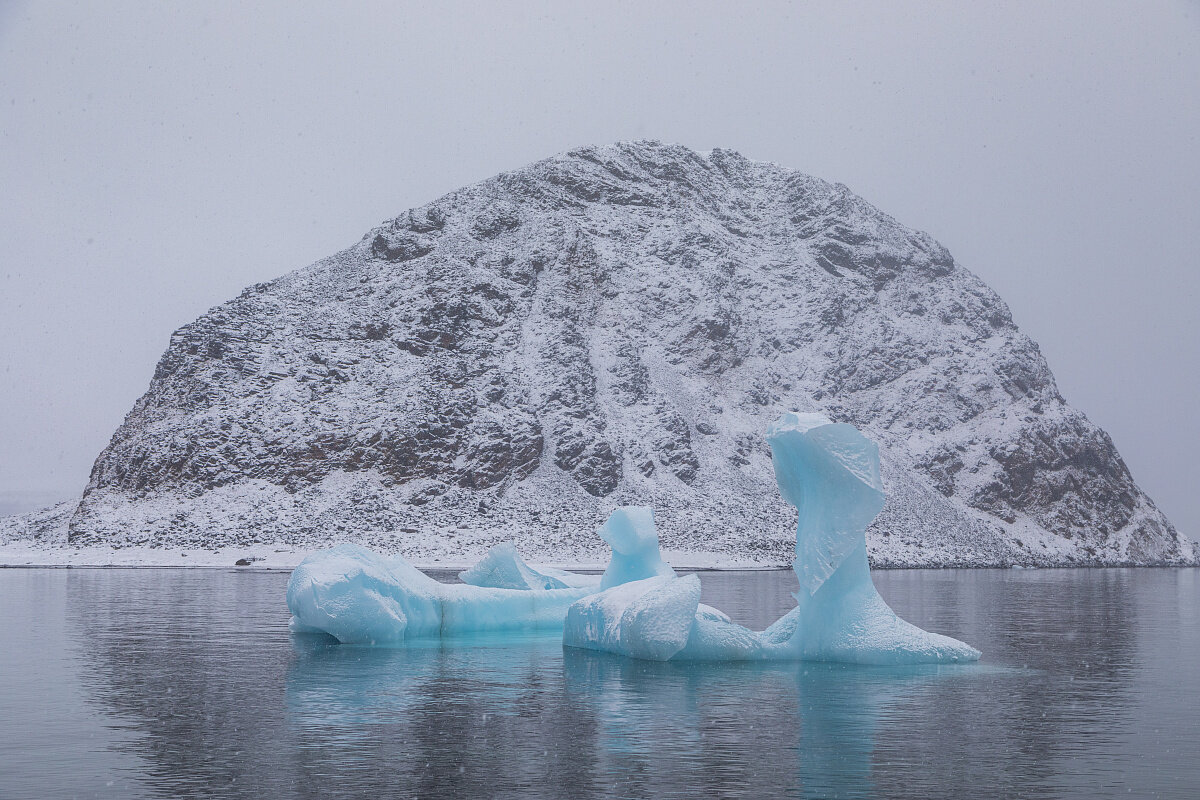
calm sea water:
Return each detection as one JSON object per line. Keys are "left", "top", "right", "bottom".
{"left": 1, "top": 567, "right": 1197, "bottom": 799}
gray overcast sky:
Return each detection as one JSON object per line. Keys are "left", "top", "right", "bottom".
{"left": 1, "top": 1, "right": 1197, "bottom": 536}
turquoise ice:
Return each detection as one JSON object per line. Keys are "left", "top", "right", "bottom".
{"left": 458, "top": 542, "right": 599, "bottom": 590}
{"left": 285, "top": 509, "right": 665, "bottom": 645}
{"left": 596, "top": 506, "right": 676, "bottom": 590}
{"left": 287, "top": 412, "right": 980, "bottom": 663}
{"left": 563, "top": 412, "right": 980, "bottom": 664}
{"left": 286, "top": 544, "right": 592, "bottom": 644}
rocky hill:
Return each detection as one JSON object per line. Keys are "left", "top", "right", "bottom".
{"left": 6, "top": 141, "right": 1193, "bottom": 566}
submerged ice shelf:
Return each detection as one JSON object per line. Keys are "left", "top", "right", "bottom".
{"left": 287, "top": 413, "right": 980, "bottom": 664}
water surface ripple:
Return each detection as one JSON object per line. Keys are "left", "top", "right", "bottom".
{"left": 1, "top": 567, "right": 1196, "bottom": 798}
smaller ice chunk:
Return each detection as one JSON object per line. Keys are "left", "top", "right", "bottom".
{"left": 598, "top": 507, "right": 676, "bottom": 590}
{"left": 286, "top": 544, "right": 439, "bottom": 644}
{"left": 564, "top": 573, "right": 765, "bottom": 662}
{"left": 563, "top": 574, "right": 701, "bottom": 661}
{"left": 459, "top": 543, "right": 570, "bottom": 590}
{"left": 287, "top": 543, "right": 591, "bottom": 644}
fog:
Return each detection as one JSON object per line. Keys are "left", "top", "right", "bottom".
{"left": 1, "top": 1, "right": 1196, "bottom": 536}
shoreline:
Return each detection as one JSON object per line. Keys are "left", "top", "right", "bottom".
{"left": 0, "top": 543, "right": 787, "bottom": 572}
{"left": 1, "top": 542, "right": 1194, "bottom": 572}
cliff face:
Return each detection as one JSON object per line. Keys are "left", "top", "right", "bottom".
{"left": 58, "top": 141, "right": 1194, "bottom": 565}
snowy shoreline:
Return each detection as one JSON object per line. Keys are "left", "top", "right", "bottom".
{"left": 3, "top": 543, "right": 1191, "bottom": 571}
{"left": 4, "top": 503, "right": 1194, "bottom": 571}
{"left": 0, "top": 543, "right": 787, "bottom": 572}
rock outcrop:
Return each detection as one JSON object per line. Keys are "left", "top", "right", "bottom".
{"left": 15, "top": 141, "right": 1191, "bottom": 565}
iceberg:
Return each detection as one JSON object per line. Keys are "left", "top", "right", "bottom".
{"left": 288, "top": 510, "right": 625, "bottom": 643}
{"left": 561, "top": 413, "right": 981, "bottom": 665}
{"left": 286, "top": 543, "right": 592, "bottom": 644}
{"left": 288, "top": 506, "right": 658, "bottom": 643}
{"left": 597, "top": 506, "right": 676, "bottom": 590}
{"left": 458, "top": 542, "right": 600, "bottom": 590}
{"left": 287, "top": 412, "right": 979, "bottom": 664}
{"left": 564, "top": 574, "right": 701, "bottom": 661}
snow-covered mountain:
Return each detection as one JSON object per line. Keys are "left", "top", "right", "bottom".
{"left": 5, "top": 141, "right": 1193, "bottom": 566}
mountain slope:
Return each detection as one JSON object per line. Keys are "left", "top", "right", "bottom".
{"left": 20, "top": 141, "right": 1192, "bottom": 565}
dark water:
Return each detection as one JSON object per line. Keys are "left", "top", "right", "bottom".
{"left": 1, "top": 567, "right": 1197, "bottom": 799}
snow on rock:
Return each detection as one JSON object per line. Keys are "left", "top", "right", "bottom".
{"left": 0, "top": 501, "right": 72, "bottom": 547}
{"left": 5, "top": 141, "right": 1192, "bottom": 567}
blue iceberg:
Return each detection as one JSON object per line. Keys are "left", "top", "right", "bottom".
{"left": 563, "top": 574, "right": 701, "bottom": 661}
{"left": 563, "top": 412, "right": 980, "bottom": 664}
{"left": 286, "top": 544, "right": 593, "bottom": 644}
{"left": 458, "top": 542, "right": 599, "bottom": 590}
{"left": 287, "top": 412, "right": 979, "bottom": 664}
{"left": 597, "top": 506, "right": 676, "bottom": 590}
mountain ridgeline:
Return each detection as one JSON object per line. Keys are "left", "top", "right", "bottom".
{"left": 45, "top": 142, "right": 1196, "bottom": 565}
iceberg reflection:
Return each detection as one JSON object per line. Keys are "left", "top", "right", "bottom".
{"left": 286, "top": 632, "right": 976, "bottom": 798}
